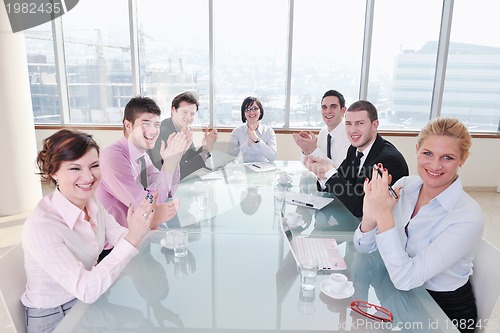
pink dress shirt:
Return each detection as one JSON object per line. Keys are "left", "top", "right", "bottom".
{"left": 21, "top": 189, "right": 139, "bottom": 308}
{"left": 96, "top": 136, "right": 180, "bottom": 227}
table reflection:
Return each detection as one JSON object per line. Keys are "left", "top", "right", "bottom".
{"left": 53, "top": 161, "right": 457, "bottom": 333}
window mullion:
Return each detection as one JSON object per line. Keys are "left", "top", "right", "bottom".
{"left": 51, "top": 17, "right": 70, "bottom": 124}
{"left": 430, "top": 0, "right": 454, "bottom": 120}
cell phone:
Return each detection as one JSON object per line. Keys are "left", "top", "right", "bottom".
{"left": 373, "top": 164, "right": 399, "bottom": 199}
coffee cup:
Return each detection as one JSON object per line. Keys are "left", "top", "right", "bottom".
{"left": 286, "top": 212, "right": 302, "bottom": 226}
{"left": 277, "top": 172, "right": 291, "bottom": 185}
{"left": 330, "top": 273, "right": 348, "bottom": 294}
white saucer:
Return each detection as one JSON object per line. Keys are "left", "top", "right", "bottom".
{"left": 320, "top": 280, "right": 355, "bottom": 299}
{"left": 160, "top": 237, "right": 174, "bottom": 250}
{"left": 286, "top": 218, "right": 304, "bottom": 229}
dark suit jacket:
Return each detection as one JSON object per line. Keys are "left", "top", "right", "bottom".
{"left": 147, "top": 117, "right": 205, "bottom": 180}
{"left": 320, "top": 134, "right": 409, "bottom": 218}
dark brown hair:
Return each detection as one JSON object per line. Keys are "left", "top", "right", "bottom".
{"left": 240, "top": 96, "right": 264, "bottom": 123}
{"left": 347, "top": 100, "right": 378, "bottom": 122}
{"left": 37, "top": 129, "right": 100, "bottom": 186}
{"left": 122, "top": 96, "right": 162, "bottom": 134}
{"left": 171, "top": 91, "right": 199, "bottom": 111}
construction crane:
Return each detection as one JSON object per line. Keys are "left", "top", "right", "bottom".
{"left": 25, "top": 29, "right": 130, "bottom": 122}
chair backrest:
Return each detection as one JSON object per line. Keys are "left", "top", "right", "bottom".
{"left": 0, "top": 244, "right": 27, "bottom": 333}
{"left": 471, "top": 238, "right": 500, "bottom": 333}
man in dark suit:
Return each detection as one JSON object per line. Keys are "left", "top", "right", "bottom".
{"left": 148, "top": 91, "right": 218, "bottom": 179}
{"left": 305, "top": 100, "right": 409, "bottom": 217}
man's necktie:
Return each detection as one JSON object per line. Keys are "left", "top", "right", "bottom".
{"left": 327, "top": 134, "right": 332, "bottom": 159}
{"left": 139, "top": 156, "right": 148, "bottom": 190}
{"left": 354, "top": 151, "right": 364, "bottom": 176}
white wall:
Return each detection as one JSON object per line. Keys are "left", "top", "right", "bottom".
{"left": 35, "top": 129, "right": 500, "bottom": 191}
{"left": 0, "top": 5, "right": 43, "bottom": 215}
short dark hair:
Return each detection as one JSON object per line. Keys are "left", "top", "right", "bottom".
{"left": 123, "top": 96, "right": 161, "bottom": 131}
{"left": 322, "top": 90, "right": 346, "bottom": 108}
{"left": 37, "top": 129, "right": 100, "bottom": 186}
{"left": 171, "top": 91, "right": 199, "bottom": 111}
{"left": 240, "top": 96, "right": 264, "bottom": 123}
{"left": 347, "top": 100, "right": 378, "bottom": 122}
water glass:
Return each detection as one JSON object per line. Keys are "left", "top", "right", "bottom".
{"left": 197, "top": 191, "right": 209, "bottom": 210}
{"left": 173, "top": 231, "right": 188, "bottom": 258}
{"left": 298, "top": 287, "right": 316, "bottom": 315}
{"left": 299, "top": 259, "right": 318, "bottom": 290}
{"left": 274, "top": 190, "right": 285, "bottom": 214}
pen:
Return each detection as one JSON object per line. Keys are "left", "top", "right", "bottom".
{"left": 373, "top": 165, "right": 399, "bottom": 199}
{"left": 251, "top": 164, "right": 261, "bottom": 169}
{"left": 292, "top": 199, "right": 313, "bottom": 207}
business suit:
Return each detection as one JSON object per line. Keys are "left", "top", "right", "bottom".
{"left": 320, "top": 134, "right": 409, "bottom": 218}
{"left": 148, "top": 117, "right": 206, "bottom": 180}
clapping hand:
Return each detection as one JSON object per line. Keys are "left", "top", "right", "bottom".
{"left": 125, "top": 193, "right": 157, "bottom": 247}
{"left": 202, "top": 128, "right": 218, "bottom": 152}
{"left": 247, "top": 123, "right": 259, "bottom": 144}
{"left": 160, "top": 127, "right": 191, "bottom": 173}
{"left": 303, "top": 155, "right": 334, "bottom": 180}
{"left": 361, "top": 164, "right": 401, "bottom": 232}
{"left": 151, "top": 197, "right": 180, "bottom": 229}
{"left": 292, "top": 131, "right": 317, "bottom": 155}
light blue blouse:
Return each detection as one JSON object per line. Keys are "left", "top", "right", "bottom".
{"left": 354, "top": 175, "right": 484, "bottom": 292}
{"left": 229, "top": 124, "right": 277, "bottom": 163}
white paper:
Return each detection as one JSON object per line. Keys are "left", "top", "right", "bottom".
{"left": 285, "top": 192, "right": 334, "bottom": 210}
{"left": 244, "top": 162, "right": 276, "bottom": 172}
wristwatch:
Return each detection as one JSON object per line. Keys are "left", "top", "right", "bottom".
{"left": 253, "top": 139, "right": 260, "bottom": 143}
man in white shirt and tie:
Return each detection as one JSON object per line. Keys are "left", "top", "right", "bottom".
{"left": 293, "top": 90, "right": 350, "bottom": 168}
{"left": 303, "top": 100, "right": 409, "bottom": 217}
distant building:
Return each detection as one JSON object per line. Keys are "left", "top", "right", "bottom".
{"left": 393, "top": 41, "right": 500, "bottom": 131}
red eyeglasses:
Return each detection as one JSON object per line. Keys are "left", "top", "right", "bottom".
{"left": 350, "top": 300, "right": 393, "bottom": 323}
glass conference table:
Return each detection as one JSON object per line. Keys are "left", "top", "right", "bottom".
{"left": 54, "top": 161, "right": 459, "bottom": 332}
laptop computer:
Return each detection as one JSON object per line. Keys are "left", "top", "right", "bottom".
{"left": 204, "top": 141, "right": 240, "bottom": 171}
{"left": 280, "top": 212, "right": 347, "bottom": 272}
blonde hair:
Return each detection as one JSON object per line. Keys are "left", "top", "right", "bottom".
{"left": 417, "top": 117, "right": 471, "bottom": 159}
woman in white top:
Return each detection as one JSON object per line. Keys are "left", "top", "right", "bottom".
{"left": 229, "top": 96, "right": 277, "bottom": 162}
{"left": 355, "top": 117, "right": 483, "bottom": 333}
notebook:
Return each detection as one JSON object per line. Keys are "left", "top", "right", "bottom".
{"left": 204, "top": 142, "right": 240, "bottom": 171}
{"left": 280, "top": 212, "right": 346, "bottom": 271}
{"left": 244, "top": 162, "right": 276, "bottom": 172}
{"left": 285, "top": 191, "right": 334, "bottom": 210}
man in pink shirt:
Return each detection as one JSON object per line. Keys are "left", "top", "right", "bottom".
{"left": 97, "top": 96, "right": 191, "bottom": 228}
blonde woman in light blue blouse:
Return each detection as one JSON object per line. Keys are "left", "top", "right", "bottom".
{"left": 229, "top": 96, "right": 277, "bottom": 163}
{"left": 355, "top": 117, "right": 483, "bottom": 333}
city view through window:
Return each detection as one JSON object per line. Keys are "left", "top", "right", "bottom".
{"left": 25, "top": 0, "right": 500, "bottom": 132}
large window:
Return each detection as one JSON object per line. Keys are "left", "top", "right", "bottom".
{"left": 213, "top": 0, "right": 289, "bottom": 127}
{"left": 25, "top": 22, "right": 61, "bottom": 124}
{"left": 25, "top": 0, "right": 500, "bottom": 133}
{"left": 441, "top": 0, "right": 500, "bottom": 132}
{"left": 137, "top": 0, "right": 209, "bottom": 125}
{"left": 369, "top": 0, "right": 443, "bottom": 130}
{"left": 61, "top": 0, "right": 132, "bottom": 124}
{"left": 291, "top": 0, "right": 365, "bottom": 128}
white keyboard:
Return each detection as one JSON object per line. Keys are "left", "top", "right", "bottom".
{"left": 294, "top": 237, "right": 334, "bottom": 268}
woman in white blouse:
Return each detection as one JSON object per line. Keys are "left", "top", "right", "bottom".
{"left": 229, "top": 96, "right": 277, "bottom": 162}
{"left": 355, "top": 117, "right": 483, "bottom": 333}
